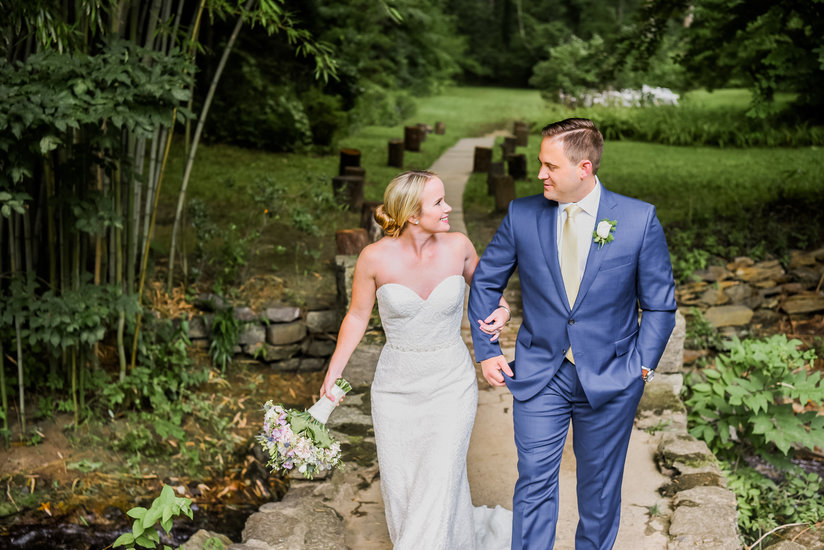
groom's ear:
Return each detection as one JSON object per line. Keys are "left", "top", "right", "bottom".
{"left": 578, "top": 159, "right": 593, "bottom": 179}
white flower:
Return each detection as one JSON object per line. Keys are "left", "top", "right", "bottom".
{"left": 592, "top": 219, "right": 617, "bottom": 248}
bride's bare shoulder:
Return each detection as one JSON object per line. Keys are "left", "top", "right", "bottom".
{"left": 358, "top": 237, "right": 398, "bottom": 264}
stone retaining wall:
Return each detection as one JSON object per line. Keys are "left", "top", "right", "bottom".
{"left": 184, "top": 294, "right": 339, "bottom": 372}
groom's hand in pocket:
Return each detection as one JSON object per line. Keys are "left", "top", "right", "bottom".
{"left": 481, "top": 355, "right": 512, "bottom": 387}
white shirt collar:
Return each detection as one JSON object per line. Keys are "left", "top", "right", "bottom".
{"left": 558, "top": 177, "right": 601, "bottom": 218}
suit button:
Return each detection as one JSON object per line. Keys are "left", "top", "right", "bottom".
{"left": 568, "top": 319, "right": 575, "bottom": 325}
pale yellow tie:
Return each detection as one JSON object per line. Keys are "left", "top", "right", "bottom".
{"left": 561, "top": 205, "right": 582, "bottom": 363}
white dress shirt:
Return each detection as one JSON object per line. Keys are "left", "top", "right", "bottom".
{"left": 556, "top": 178, "right": 602, "bottom": 284}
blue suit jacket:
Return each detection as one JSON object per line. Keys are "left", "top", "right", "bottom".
{"left": 468, "top": 188, "right": 677, "bottom": 409}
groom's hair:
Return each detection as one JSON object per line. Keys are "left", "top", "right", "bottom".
{"left": 541, "top": 118, "right": 604, "bottom": 174}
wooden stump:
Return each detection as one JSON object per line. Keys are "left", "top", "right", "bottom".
{"left": 491, "top": 174, "right": 515, "bottom": 212}
{"left": 434, "top": 121, "right": 445, "bottom": 135}
{"left": 336, "top": 228, "right": 370, "bottom": 255}
{"left": 404, "top": 126, "right": 424, "bottom": 152}
{"left": 487, "top": 161, "right": 505, "bottom": 195}
{"left": 417, "top": 123, "right": 431, "bottom": 141}
{"left": 360, "top": 201, "right": 384, "bottom": 242}
{"left": 332, "top": 175, "right": 364, "bottom": 210}
{"left": 343, "top": 165, "right": 366, "bottom": 179}
{"left": 501, "top": 136, "right": 517, "bottom": 160}
{"left": 507, "top": 153, "right": 528, "bottom": 181}
{"left": 514, "top": 121, "right": 529, "bottom": 147}
{"left": 388, "top": 139, "right": 404, "bottom": 168}
{"left": 473, "top": 146, "right": 492, "bottom": 173}
{"left": 338, "top": 148, "right": 361, "bottom": 176}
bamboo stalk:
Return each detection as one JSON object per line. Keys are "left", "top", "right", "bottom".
{"left": 167, "top": 0, "right": 253, "bottom": 291}
{"left": 0, "top": 219, "right": 6, "bottom": 440}
{"left": 131, "top": 108, "right": 178, "bottom": 370}
{"left": 8, "top": 216, "right": 25, "bottom": 437}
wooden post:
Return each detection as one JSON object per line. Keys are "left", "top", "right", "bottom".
{"left": 473, "top": 146, "right": 492, "bottom": 173}
{"left": 417, "top": 123, "right": 431, "bottom": 141}
{"left": 507, "top": 153, "right": 528, "bottom": 181}
{"left": 514, "top": 121, "right": 529, "bottom": 147}
{"left": 338, "top": 148, "right": 361, "bottom": 176}
{"left": 487, "top": 161, "right": 505, "bottom": 195}
{"left": 343, "top": 166, "right": 365, "bottom": 179}
{"left": 434, "top": 121, "right": 445, "bottom": 135}
{"left": 501, "top": 136, "right": 517, "bottom": 160}
{"left": 404, "top": 126, "right": 423, "bottom": 152}
{"left": 361, "top": 201, "right": 383, "bottom": 242}
{"left": 388, "top": 139, "right": 404, "bottom": 168}
{"left": 332, "top": 175, "right": 364, "bottom": 210}
{"left": 491, "top": 174, "right": 515, "bottom": 212}
{"left": 336, "top": 228, "right": 370, "bottom": 255}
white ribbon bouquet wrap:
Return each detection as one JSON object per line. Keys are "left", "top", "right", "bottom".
{"left": 257, "top": 378, "right": 351, "bottom": 479}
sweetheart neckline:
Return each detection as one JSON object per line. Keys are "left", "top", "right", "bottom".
{"left": 376, "top": 274, "right": 465, "bottom": 302}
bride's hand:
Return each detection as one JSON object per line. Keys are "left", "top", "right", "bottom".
{"left": 477, "top": 307, "right": 509, "bottom": 342}
{"left": 319, "top": 370, "right": 344, "bottom": 404}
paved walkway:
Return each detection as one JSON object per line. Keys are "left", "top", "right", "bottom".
{"left": 343, "top": 135, "right": 670, "bottom": 549}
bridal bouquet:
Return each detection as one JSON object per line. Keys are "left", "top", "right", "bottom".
{"left": 257, "top": 378, "right": 352, "bottom": 479}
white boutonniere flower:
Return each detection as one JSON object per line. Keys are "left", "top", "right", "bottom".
{"left": 593, "top": 219, "right": 617, "bottom": 248}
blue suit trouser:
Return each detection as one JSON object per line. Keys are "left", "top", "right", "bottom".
{"left": 511, "top": 359, "right": 645, "bottom": 550}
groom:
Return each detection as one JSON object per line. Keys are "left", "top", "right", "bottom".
{"left": 469, "top": 118, "right": 676, "bottom": 549}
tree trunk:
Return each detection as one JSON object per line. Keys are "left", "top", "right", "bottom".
{"left": 167, "top": 0, "right": 253, "bottom": 292}
{"left": 388, "top": 139, "right": 404, "bottom": 168}
{"left": 473, "top": 146, "right": 492, "bottom": 173}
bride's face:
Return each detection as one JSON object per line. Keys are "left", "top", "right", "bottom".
{"left": 412, "top": 177, "right": 451, "bottom": 233}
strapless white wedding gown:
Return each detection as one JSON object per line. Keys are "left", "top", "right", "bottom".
{"left": 372, "top": 274, "right": 512, "bottom": 550}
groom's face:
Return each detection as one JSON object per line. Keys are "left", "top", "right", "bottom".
{"left": 538, "top": 137, "right": 588, "bottom": 203}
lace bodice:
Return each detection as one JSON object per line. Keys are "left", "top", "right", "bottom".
{"left": 376, "top": 274, "right": 466, "bottom": 353}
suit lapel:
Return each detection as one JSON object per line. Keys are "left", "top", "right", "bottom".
{"left": 538, "top": 200, "right": 571, "bottom": 312}
{"left": 573, "top": 187, "right": 618, "bottom": 311}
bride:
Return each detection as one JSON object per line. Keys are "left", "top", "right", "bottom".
{"left": 320, "top": 170, "right": 512, "bottom": 549}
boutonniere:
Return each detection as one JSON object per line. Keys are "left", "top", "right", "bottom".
{"left": 593, "top": 219, "right": 617, "bottom": 248}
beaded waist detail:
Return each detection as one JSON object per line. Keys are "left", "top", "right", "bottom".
{"left": 384, "top": 338, "right": 463, "bottom": 353}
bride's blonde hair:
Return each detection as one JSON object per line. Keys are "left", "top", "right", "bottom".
{"left": 374, "top": 170, "right": 436, "bottom": 238}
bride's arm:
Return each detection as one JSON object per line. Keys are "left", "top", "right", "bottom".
{"left": 460, "top": 234, "right": 510, "bottom": 341}
{"left": 319, "top": 250, "right": 377, "bottom": 401}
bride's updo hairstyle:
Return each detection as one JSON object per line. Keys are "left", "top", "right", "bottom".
{"left": 374, "top": 170, "right": 436, "bottom": 238}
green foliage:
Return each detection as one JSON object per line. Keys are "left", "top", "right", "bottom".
{"left": 113, "top": 484, "right": 194, "bottom": 550}
{"left": 684, "top": 335, "right": 823, "bottom": 459}
{"left": 627, "top": 0, "right": 824, "bottom": 120}
{"left": 684, "top": 308, "right": 722, "bottom": 351}
{"left": 530, "top": 35, "right": 608, "bottom": 100}
{"left": 724, "top": 464, "right": 824, "bottom": 543}
{"left": 209, "top": 307, "right": 240, "bottom": 373}
{"left": 102, "top": 317, "right": 209, "bottom": 458}
{"left": 0, "top": 38, "right": 194, "bottom": 188}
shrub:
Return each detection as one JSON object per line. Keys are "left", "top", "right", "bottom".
{"left": 684, "top": 335, "right": 823, "bottom": 461}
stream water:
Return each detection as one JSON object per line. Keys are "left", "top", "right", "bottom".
{"left": 3, "top": 502, "right": 255, "bottom": 549}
